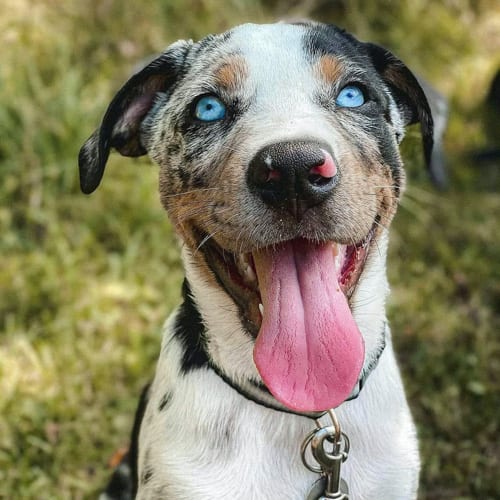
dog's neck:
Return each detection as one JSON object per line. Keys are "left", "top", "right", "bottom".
{"left": 139, "top": 310, "right": 418, "bottom": 499}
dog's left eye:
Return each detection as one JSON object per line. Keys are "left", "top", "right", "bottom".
{"left": 336, "top": 85, "right": 365, "bottom": 108}
{"left": 194, "top": 95, "right": 227, "bottom": 122}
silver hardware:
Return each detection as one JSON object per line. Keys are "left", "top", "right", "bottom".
{"left": 302, "top": 409, "right": 350, "bottom": 499}
{"left": 307, "top": 477, "right": 327, "bottom": 500}
{"left": 307, "top": 476, "right": 349, "bottom": 500}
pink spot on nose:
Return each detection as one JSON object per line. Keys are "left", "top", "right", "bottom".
{"left": 310, "top": 150, "right": 337, "bottom": 178}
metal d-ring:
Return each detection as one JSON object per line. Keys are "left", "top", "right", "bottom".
{"left": 311, "top": 427, "right": 350, "bottom": 468}
{"left": 314, "top": 409, "right": 341, "bottom": 442}
{"left": 302, "top": 408, "right": 348, "bottom": 474}
{"left": 328, "top": 409, "right": 341, "bottom": 441}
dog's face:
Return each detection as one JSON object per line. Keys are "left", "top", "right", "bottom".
{"left": 80, "top": 22, "right": 432, "bottom": 413}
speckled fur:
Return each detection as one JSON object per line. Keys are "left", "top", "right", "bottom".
{"left": 80, "top": 21, "right": 434, "bottom": 500}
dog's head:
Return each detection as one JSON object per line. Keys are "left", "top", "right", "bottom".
{"left": 80, "top": 22, "right": 433, "bottom": 413}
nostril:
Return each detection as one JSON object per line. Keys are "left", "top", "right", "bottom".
{"left": 308, "top": 172, "right": 333, "bottom": 186}
{"left": 251, "top": 162, "right": 281, "bottom": 185}
{"left": 267, "top": 169, "right": 281, "bottom": 182}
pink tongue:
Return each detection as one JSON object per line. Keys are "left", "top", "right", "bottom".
{"left": 253, "top": 239, "right": 364, "bottom": 412}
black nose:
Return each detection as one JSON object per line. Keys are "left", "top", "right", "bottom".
{"left": 247, "top": 140, "right": 337, "bottom": 220}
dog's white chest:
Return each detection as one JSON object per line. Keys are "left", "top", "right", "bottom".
{"left": 137, "top": 342, "right": 419, "bottom": 500}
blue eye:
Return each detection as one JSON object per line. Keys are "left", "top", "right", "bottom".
{"left": 336, "top": 85, "right": 365, "bottom": 108}
{"left": 194, "top": 95, "right": 226, "bottom": 121}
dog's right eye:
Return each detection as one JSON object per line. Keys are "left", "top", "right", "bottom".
{"left": 193, "top": 95, "right": 227, "bottom": 122}
{"left": 335, "top": 85, "right": 365, "bottom": 108}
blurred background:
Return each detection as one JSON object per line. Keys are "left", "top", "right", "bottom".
{"left": 0, "top": 0, "right": 498, "bottom": 498}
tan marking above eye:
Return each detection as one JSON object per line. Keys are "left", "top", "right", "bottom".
{"left": 214, "top": 56, "right": 249, "bottom": 91}
{"left": 315, "top": 55, "right": 343, "bottom": 83}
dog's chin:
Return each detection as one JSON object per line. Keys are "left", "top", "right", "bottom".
{"left": 195, "top": 224, "right": 376, "bottom": 337}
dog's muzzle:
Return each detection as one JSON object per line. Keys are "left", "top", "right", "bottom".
{"left": 247, "top": 140, "right": 338, "bottom": 220}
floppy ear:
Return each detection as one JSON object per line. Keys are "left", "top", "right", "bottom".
{"left": 78, "top": 40, "right": 191, "bottom": 194}
{"left": 365, "top": 43, "right": 444, "bottom": 186}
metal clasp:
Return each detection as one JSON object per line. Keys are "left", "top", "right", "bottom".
{"left": 302, "top": 409, "right": 350, "bottom": 499}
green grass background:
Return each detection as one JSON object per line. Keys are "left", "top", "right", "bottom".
{"left": 0, "top": 0, "right": 498, "bottom": 498}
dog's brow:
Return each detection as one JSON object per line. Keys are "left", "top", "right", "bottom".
{"left": 314, "top": 55, "right": 344, "bottom": 83}
{"left": 213, "top": 55, "right": 248, "bottom": 92}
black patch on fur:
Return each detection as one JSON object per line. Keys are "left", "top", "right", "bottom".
{"left": 190, "top": 173, "right": 207, "bottom": 189}
{"left": 192, "top": 34, "right": 219, "bottom": 54}
{"left": 102, "top": 384, "right": 150, "bottom": 499}
{"left": 374, "top": 125, "right": 404, "bottom": 196}
{"left": 251, "top": 379, "right": 272, "bottom": 393}
{"left": 158, "top": 391, "right": 172, "bottom": 412}
{"left": 176, "top": 280, "right": 209, "bottom": 372}
{"left": 177, "top": 165, "right": 191, "bottom": 186}
{"left": 302, "top": 23, "right": 372, "bottom": 68}
{"left": 102, "top": 460, "right": 133, "bottom": 500}
{"left": 191, "top": 30, "right": 232, "bottom": 57}
{"left": 141, "top": 466, "right": 154, "bottom": 485}
{"left": 167, "top": 142, "right": 181, "bottom": 155}
{"left": 363, "top": 42, "right": 434, "bottom": 171}
{"left": 129, "top": 383, "right": 151, "bottom": 496}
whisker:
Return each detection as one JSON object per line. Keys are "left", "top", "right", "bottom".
{"left": 175, "top": 204, "right": 233, "bottom": 225}
{"left": 195, "top": 232, "right": 217, "bottom": 253}
{"left": 372, "top": 218, "right": 390, "bottom": 231}
{"left": 161, "top": 187, "right": 221, "bottom": 199}
{"left": 372, "top": 236, "right": 382, "bottom": 258}
{"left": 192, "top": 211, "right": 243, "bottom": 255}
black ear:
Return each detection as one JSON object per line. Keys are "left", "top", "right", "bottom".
{"left": 365, "top": 43, "right": 445, "bottom": 187}
{"left": 78, "top": 40, "right": 191, "bottom": 194}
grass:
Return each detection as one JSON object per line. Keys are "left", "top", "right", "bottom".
{"left": 0, "top": 0, "right": 498, "bottom": 498}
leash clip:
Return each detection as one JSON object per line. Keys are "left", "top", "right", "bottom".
{"left": 301, "top": 409, "right": 350, "bottom": 499}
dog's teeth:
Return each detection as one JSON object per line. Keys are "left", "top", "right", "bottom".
{"left": 332, "top": 243, "right": 339, "bottom": 257}
{"left": 258, "top": 303, "right": 264, "bottom": 316}
{"left": 245, "top": 264, "right": 256, "bottom": 282}
{"left": 237, "top": 254, "right": 256, "bottom": 283}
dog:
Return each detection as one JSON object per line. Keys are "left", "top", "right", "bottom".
{"left": 79, "top": 21, "right": 435, "bottom": 499}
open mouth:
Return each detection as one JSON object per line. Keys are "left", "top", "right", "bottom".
{"left": 201, "top": 228, "right": 375, "bottom": 317}
{"left": 198, "top": 225, "right": 376, "bottom": 412}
